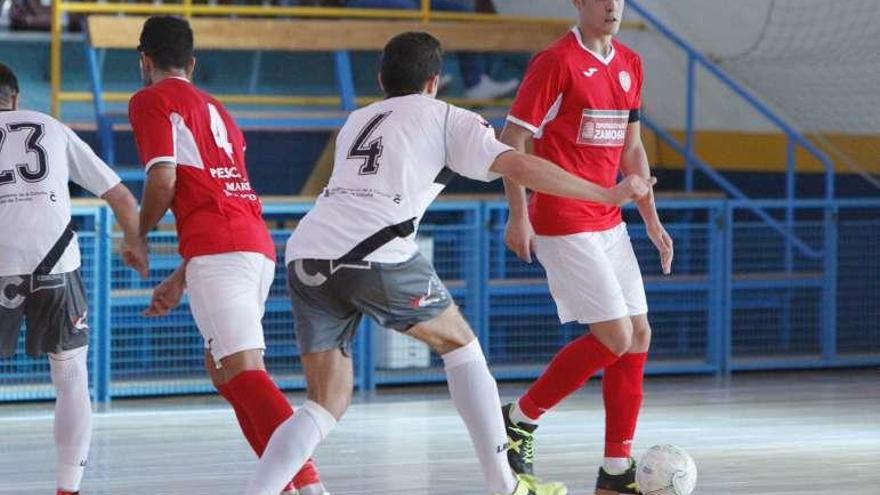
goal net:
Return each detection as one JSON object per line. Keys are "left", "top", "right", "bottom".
{"left": 718, "top": 0, "right": 880, "bottom": 188}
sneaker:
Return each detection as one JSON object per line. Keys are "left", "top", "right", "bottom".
{"left": 595, "top": 458, "right": 640, "bottom": 494}
{"left": 291, "top": 483, "right": 330, "bottom": 495}
{"left": 502, "top": 402, "right": 537, "bottom": 475}
{"left": 502, "top": 474, "right": 567, "bottom": 495}
{"left": 464, "top": 75, "right": 520, "bottom": 100}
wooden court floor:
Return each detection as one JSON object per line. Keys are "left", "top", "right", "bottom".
{"left": 0, "top": 370, "right": 877, "bottom": 494}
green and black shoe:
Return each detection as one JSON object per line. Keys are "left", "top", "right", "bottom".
{"left": 501, "top": 474, "right": 566, "bottom": 495}
{"left": 502, "top": 402, "right": 537, "bottom": 475}
{"left": 595, "top": 458, "right": 640, "bottom": 494}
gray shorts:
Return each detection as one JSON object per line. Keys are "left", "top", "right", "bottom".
{"left": 0, "top": 270, "right": 89, "bottom": 358}
{"left": 287, "top": 253, "right": 453, "bottom": 355}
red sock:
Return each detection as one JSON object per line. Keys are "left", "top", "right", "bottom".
{"left": 218, "top": 383, "right": 262, "bottom": 453}
{"left": 519, "top": 333, "right": 620, "bottom": 420}
{"left": 224, "top": 370, "right": 322, "bottom": 488}
{"left": 57, "top": 491, "right": 78, "bottom": 495}
{"left": 602, "top": 352, "right": 647, "bottom": 458}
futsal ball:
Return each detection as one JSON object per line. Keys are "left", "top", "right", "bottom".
{"left": 635, "top": 444, "right": 697, "bottom": 495}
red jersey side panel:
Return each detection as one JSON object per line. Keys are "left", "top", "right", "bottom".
{"left": 129, "top": 78, "right": 275, "bottom": 260}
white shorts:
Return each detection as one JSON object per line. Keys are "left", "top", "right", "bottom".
{"left": 535, "top": 223, "right": 648, "bottom": 325}
{"left": 185, "top": 251, "right": 275, "bottom": 364}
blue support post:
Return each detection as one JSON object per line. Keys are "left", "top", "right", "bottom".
{"left": 334, "top": 51, "right": 357, "bottom": 112}
{"left": 356, "top": 320, "right": 375, "bottom": 391}
{"left": 821, "top": 204, "right": 838, "bottom": 363}
{"left": 785, "top": 138, "right": 796, "bottom": 273}
{"left": 684, "top": 54, "right": 697, "bottom": 193}
{"left": 477, "top": 203, "right": 491, "bottom": 359}
{"left": 83, "top": 40, "right": 114, "bottom": 165}
{"left": 706, "top": 204, "right": 725, "bottom": 374}
{"left": 781, "top": 138, "right": 797, "bottom": 351}
{"left": 721, "top": 202, "right": 733, "bottom": 377}
{"left": 95, "top": 206, "right": 113, "bottom": 405}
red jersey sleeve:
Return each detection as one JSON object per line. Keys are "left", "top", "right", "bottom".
{"left": 129, "top": 89, "right": 176, "bottom": 172}
{"left": 631, "top": 53, "right": 644, "bottom": 111}
{"left": 507, "top": 50, "right": 570, "bottom": 134}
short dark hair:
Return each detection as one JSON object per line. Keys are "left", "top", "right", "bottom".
{"left": 138, "top": 16, "right": 194, "bottom": 71}
{"left": 0, "top": 63, "right": 19, "bottom": 105}
{"left": 380, "top": 32, "right": 443, "bottom": 98}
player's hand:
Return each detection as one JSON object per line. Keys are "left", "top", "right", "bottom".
{"left": 648, "top": 222, "right": 674, "bottom": 275}
{"left": 144, "top": 273, "right": 185, "bottom": 317}
{"left": 122, "top": 235, "right": 149, "bottom": 278}
{"left": 609, "top": 175, "right": 657, "bottom": 206}
{"left": 505, "top": 214, "right": 537, "bottom": 263}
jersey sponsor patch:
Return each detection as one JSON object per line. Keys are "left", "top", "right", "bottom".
{"left": 576, "top": 109, "right": 628, "bottom": 147}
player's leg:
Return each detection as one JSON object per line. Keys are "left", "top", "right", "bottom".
{"left": 596, "top": 225, "right": 651, "bottom": 495}
{"left": 247, "top": 258, "right": 365, "bottom": 495}
{"left": 48, "top": 347, "right": 92, "bottom": 495}
{"left": 246, "top": 349, "right": 349, "bottom": 495}
{"left": 23, "top": 271, "right": 92, "bottom": 495}
{"left": 360, "top": 255, "right": 563, "bottom": 495}
{"left": 186, "top": 253, "right": 323, "bottom": 493}
{"left": 503, "top": 234, "right": 630, "bottom": 476}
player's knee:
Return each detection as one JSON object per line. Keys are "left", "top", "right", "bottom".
{"left": 609, "top": 332, "right": 634, "bottom": 356}
{"left": 48, "top": 346, "right": 88, "bottom": 386}
{"left": 591, "top": 321, "right": 634, "bottom": 356}
{"left": 307, "top": 386, "right": 352, "bottom": 421}
{"left": 631, "top": 316, "right": 652, "bottom": 351}
{"left": 409, "top": 305, "right": 476, "bottom": 355}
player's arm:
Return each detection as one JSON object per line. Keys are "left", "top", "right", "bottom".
{"left": 128, "top": 90, "right": 177, "bottom": 240}
{"left": 144, "top": 259, "right": 186, "bottom": 317}
{"left": 497, "top": 49, "right": 566, "bottom": 262}
{"left": 139, "top": 164, "right": 176, "bottom": 239}
{"left": 499, "top": 122, "right": 537, "bottom": 262}
{"left": 102, "top": 184, "right": 148, "bottom": 277}
{"left": 64, "top": 124, "right": 148, "bottom": 276}
{"left": 490, "top": 150, "right": 653, "bottom": 206}
{"left": 620, "top": 121, "right": 673, "bottom": 274}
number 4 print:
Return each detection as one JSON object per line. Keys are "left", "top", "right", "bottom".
{"left": 349, "top": 111, "right": 392, "bottom": 175}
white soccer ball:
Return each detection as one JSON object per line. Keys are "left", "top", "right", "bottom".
{"left": 635, "top": 444, "right": 697, "bottom": 495}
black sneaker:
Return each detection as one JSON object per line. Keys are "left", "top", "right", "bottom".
{"left": 502, "top": 402, "right": 537, "bottom": 475}
{"left": 595, "top": 458, "right": 640, "bottom": 494}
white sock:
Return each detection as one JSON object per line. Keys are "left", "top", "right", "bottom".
{"left": 603, "top": 457, "right": 631, "bottom": 475}
{"left": 247, "top": 400, "right": 336, "bottom": 495}
{"left": 49, "top": 346, "right": 92, "bottom": 493}
{"left": 442, "top": 339, "right": 518, "bottom": 495}
{"left": 509, "top": 400, "right": 539, "bottom": 426}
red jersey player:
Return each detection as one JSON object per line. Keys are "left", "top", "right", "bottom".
{"left": 500, "top": 1, "right": 674, "bottom": 494}
{"left": 128, "top": 16, "right": 327, "bottom": 495}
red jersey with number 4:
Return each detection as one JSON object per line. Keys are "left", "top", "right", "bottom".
{"left": 129, "top": 77, "right": 275, "bottom": 261}
{"left": 508, "top": 28, "right": 643, "bottom": 235}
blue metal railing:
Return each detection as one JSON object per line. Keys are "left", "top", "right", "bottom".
{"left": 627, "top": 0, "right": 835, "bottom": 262}
{"left": 1, "top": 198, "right": 877, "bottom": 404}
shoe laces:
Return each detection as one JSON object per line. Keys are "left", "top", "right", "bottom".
{"left": 511, "top": 426, "right": 535, "bottom": 464}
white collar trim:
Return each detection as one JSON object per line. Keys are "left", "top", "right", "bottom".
{"left": 571, "top": 26, "right": 616, "bottom": 66}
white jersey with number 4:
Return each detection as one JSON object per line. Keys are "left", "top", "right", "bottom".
{"left": 0, "top": 110, "right": 120, "bottom": 276}
{"left": 287, "top": 94, "right": 512, "bottom": 264}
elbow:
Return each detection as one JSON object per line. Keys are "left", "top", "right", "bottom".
{"left": 497, "top": 154, "right": 528, "bottom": 185}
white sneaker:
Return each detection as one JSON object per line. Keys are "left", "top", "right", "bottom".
{"left": 464, "top": 75, "right": 520, "bottom": 99}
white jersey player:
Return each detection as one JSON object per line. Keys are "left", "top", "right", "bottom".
{"left": 247, "top": 32, "right": 655, "bottom": 495}
{"left": 0, "top": 63, "right": 145, "bottom": 495}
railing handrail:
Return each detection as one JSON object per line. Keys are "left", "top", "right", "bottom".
{"left": 628, "top": 0, "right": 834, "bottom": 201}
{"left": 627, "top": 0, "right": 834, "bottom": 260}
